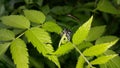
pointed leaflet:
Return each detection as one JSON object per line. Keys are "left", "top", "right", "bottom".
{"left": 95, "top": 36, "right": 119, "bottom": 44}
{"left": 83, "top": 39, "right": 118, "bottom": 56}
{"left": 46, "top": 55, "right": 61, "bottom": 68}
{"left": 1, "top": 15, "right": 30, "bottom": 29}
{"left": 0, "top": 43, "right": 10, "bottom": 57}
{"left": 0, "top": 29, "right": 15, "bottom": 41}
{"left": 53, "top": 42, "right": 74, "bottom": 57}
{"left": 10, "top": 38, "right": 29, "bottom": 68}
{"left": 100, "top": 50, "right": 120, "bottom": 68}
{"left": 25, "top": 27, "right": 60, "bottom": 68}
{"left": 91, "top": 54, "right": 117, "bottom": 65}
{"left": 96, "top": 0, "right": 118, "bottom": 14}
{"left": 72, "top": 16, "right": 93, "bottom": 45}
{"left": 86, "top": 25, "right": 106, "bottom": 41}
{"left": 24, "top": 10, "right": 46, "bottom": 24}
{"left": 76, "top": 56, "right": 85, "bottom": 68}
{"left": 42, "top": 21, "right": 62, "bottom": 34}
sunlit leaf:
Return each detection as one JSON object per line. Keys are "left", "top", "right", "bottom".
{"left": 86, "top": 25, "right": 106, "bottom": 41}
{"left": 1, "top": 15, "right": 30, "bottom": 29}
{"left": 72, "top": 16, "right": 93, "bottom": 45}
{"left": 0, "top": 29, "right": 15, "bottom": 41}
{"left": 76, "top": 56, "right": 85, "bottom": 68}
{"left": 91, "top": 54, "right": 117, "bottom": 65}
{"left": 83, "top": 39, "right": 118, "bottom": 56}
{"left": 25, "top": 27, "right": 60, "bottom": 68}
{"left": 100, "top": 50, "right": 120, "bottom": 68}
{"left": 10, "top": 38, "right": 29, "bottom": 68}
{"left": 53, "top": 42, "right": 74, "bottom": 57}
{"left": 42, "top": 21, "right": 62, "bottom": 34}
{"left": 24, "top": 10, "right": 46, "bottom": 24}
{"left": 25, "top": 27, "right": 51, "bottom": 54}
{"left": 95, "top": 36, "right": 119, "bottom": 44}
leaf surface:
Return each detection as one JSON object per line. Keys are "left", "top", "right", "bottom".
{"left": 53, "top": 42, "right": 74, "bottom": 57}
{"left": 97, "top": 0, "right": 119, "bottom": 14}
{"left": 76, "top": 56, "right": 85, "bottom": 68}
{"left": 100, "top": 50, "right": 120, "bottom": 68}
{"left": 42, "top": 21, "right": 62, "bottom": 34}
{"left": 0, "top": 29, "right": 15, "bottom": 41}
{"left": 25, "top": 27, "right": 60, "bottom": 68}
{"left": 86, "top": 25, "right": 106, "bottom": 41}
{"left": 91, "top": 54, "right": 117, "bottom": 65}
{"left": 83, "top": 39, "right": 118, "bottom": 56}
{"left": 24, "top": 10, "right": 46, "bottom": 24}
{"left": 10, "top": 38, "right": 29, "bottom": 68}
{"left": 0, "top": 43, "right": 10, "bottom": 57}
{"left": 95, "top": 36, "right": 119, "bottom": 44}
{"left": 72, "top": 16, "right": 93, "bottom": 45}
{"left": 1, "top": 15, "right": 30, "bottom": 29}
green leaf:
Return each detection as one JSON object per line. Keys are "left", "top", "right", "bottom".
{"left": 25, "top": 27, "right": 51, "bottom": 54}
{"left": 1, "top": 15, "right": 30, "bottom": 29}
{"left": 77, "top": 41, "right": 93, "bottom": 50}
{"left": 51, "top": 6, "right": 72, "bottom": 15}
{"left": 42, "top": 21, "right": 62, "bottom": 34}
{"left": 100, "top": 50, "right": 120, "bottom": 68}
{"left": 10, "top": 38, "right": 29, "bottom": 68}
{"left": 24, "top": 10, "right": 46, "bottom": 24}
{"left": 25, "top": 27, "right": 60, "bottom": 68}
{"left": 41, "top": 5, "right": 50, "bottom": 15}
{"left": 76, "top": 56, "right": 85, "bottom": 68}
{"left": 86, "top": 25, "right": 106, "bottom": 41}
{"left": 95, "top": 36, "right": 119, "bottom": 44}
{"left": 46, "top": 55, "right": 61, "bottom": 68}
{"left": 83, "top": 39, "right": 118, "bottom": 56}
{"left": 91, "top": 54, "right": 117, "bottom": 65}
{"left": 96, "top": 0, "right": 119, "bottom": 14}
{"left": 53, "top": 42, "right": 74, "bottom": 57}
{"left": 0, "top": 54, "right": 15, "bottom": 68}
{"left": 72, "top": 16, "right": 93, "bottom": 45}
{"left": 0, "top": 43, "right": 10, "bottom": 57}
{"left": 0, "top": 29, "right": 15, "bottom": 41}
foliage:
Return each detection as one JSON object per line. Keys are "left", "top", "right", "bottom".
{"left": 0, "top": 0, "right": 120, "bottom": 68}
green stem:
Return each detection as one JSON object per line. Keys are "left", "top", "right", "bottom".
{"left": 73, "top": 44, "right": 93, "bottom": 68}
{"left": 15, "top": 32, "right": 25, "bottom": 39}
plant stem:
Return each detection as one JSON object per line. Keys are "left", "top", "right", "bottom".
{"left": 15, "top": 32, "right": 25, "bottom": 39}
{"left": 73, "top": 44, "right": 93, "bottom": 68}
